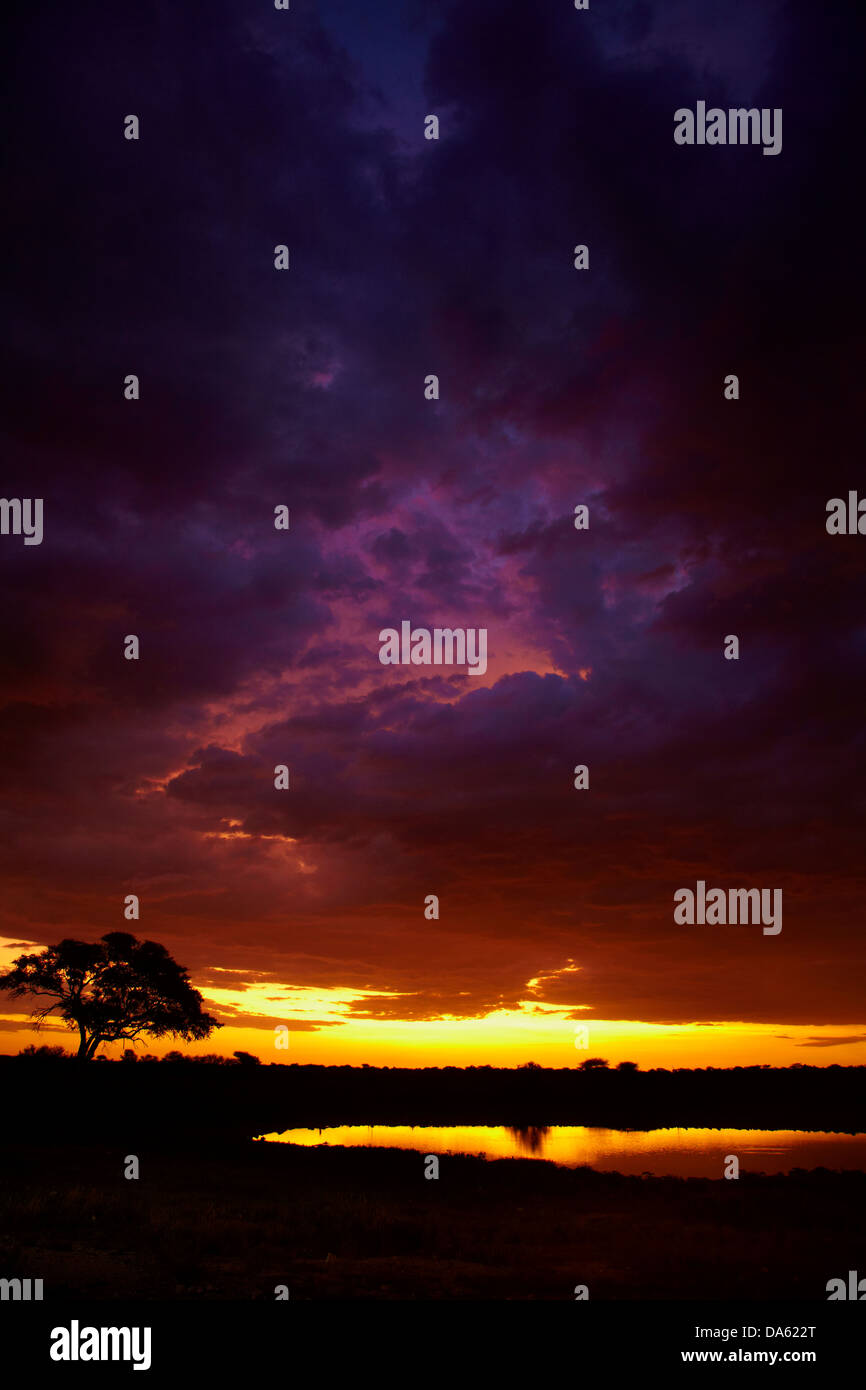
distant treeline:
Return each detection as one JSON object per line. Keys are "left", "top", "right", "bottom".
{"left": 1, "top": 1054, "right": 863, "bottom": 1139}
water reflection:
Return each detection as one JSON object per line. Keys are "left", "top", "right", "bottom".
{"left": 257, "top": 1124, "right": 866, "bottom": 1176}
{"left": 506, "top": 1125, "right": 551, "bottom": 1154}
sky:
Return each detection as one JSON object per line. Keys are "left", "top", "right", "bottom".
{"left": 2, "top": 0, "right": 864, "bottom": 1066}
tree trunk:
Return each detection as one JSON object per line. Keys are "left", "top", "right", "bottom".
{"left": 76, "top": 1022, "right": 90, "bottom": 1060}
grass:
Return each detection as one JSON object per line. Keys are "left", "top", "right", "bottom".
{"left": 1, "top": 1139, "right": 863, "bottom": 1299}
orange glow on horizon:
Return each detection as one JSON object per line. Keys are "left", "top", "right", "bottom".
{"left": 2, "top": 937, "right": 863, "bottom": 1068}
{"left": 3, "top": 1009, "right": 865, "bottom": 1068}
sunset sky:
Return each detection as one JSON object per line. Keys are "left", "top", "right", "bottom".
{"left": 2, "top": 0, "right": 864, "bottom": 1067}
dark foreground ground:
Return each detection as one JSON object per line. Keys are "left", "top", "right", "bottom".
{"left": 1, "top": 1139, "right": 863, "bottom": 1300}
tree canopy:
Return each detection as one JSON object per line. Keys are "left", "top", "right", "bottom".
{"left": 0, "top": 932, "right": 221, "bottom": 1059}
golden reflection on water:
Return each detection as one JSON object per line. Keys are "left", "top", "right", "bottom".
{"left": 258, "top": 1125, "right": 866, "bottom": 1175}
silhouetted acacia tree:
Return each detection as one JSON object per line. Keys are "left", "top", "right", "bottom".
{"left": 0, "top": 933, "right": 220, "bottom": 1060}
